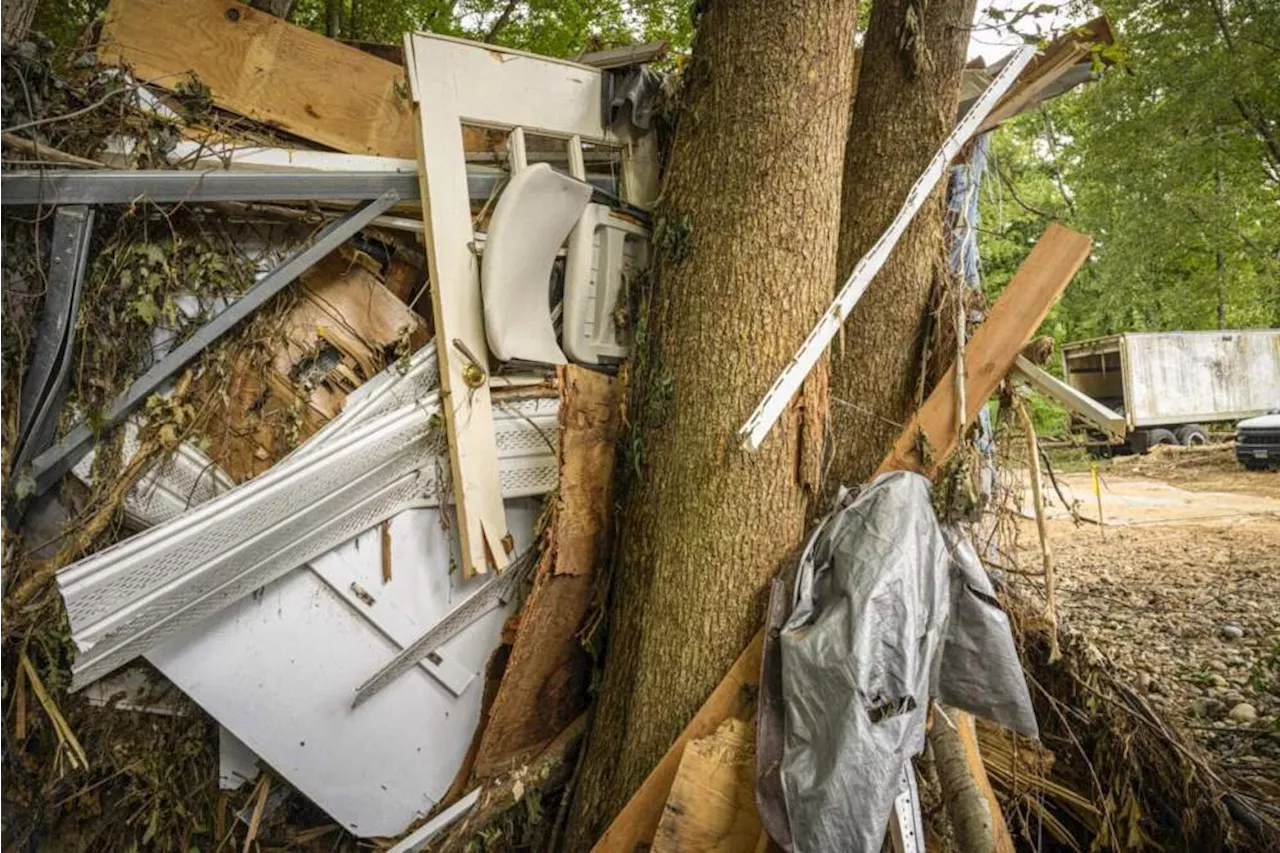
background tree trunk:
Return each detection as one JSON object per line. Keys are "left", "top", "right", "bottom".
{"left": 2, "top": 0, "right": 39, "bottom": 42}
{"left": 562, "top": 0, "right": 858, "bottom": 847}
{"left": 325, "top": 0, "right": 341, "bottom": 38}
{"left": 826, "top": 0, "right": 978, "bottom": 490}
{"left": 248, "top": 0, "right": 296, "bottom": 19}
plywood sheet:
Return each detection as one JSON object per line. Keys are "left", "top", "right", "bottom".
{"left": 101, "top": 0, "right": 418, "bottom": 157}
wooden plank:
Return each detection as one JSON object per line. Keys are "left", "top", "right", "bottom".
{"left": 593, "top": 634, "right": 762, "bottom": 852}
{"left": 876, "top": 224, "right": 1091, "bottom": 477}
{"left": 977, "top": 16, "right": 1112, "bottom": 133}
{"left": 101, "top": 0, "right": 418, "bottom": 158}
{"left": 594, "top": 225, "right": 1092, "bottom": 851}
{"left": 653, "top": 718, "right": 762, "bottom": 853}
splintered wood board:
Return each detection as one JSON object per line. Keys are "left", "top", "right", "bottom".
{"left": 404, "top": 31, "right": 615, "bottom": 578}
{"left": 653, "top": 718, "right": 762, "bottom": 853}
{"left": 594, "top": 224, "right": 1092, "bottom": 852}
{"left": 876, "top": 223, "right": 1092, "bottom": 476}
{"left": 593, "top": 634, "right": 763, "bottom": 852}
{"left": 101, "top": 0, "right": 418, "bottom": 157}
{"left": 473, "top": 367, "right": 621, "bottom": 776}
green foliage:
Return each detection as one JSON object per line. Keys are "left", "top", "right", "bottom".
{"left": 979, "top": 0, "right": 1280, "bottom": 346}
{"left": 1016, "top": 389, "right": 1069, "bottom": 437}
{"left": 289, "top": 0, "right": 693, "bottom": 58}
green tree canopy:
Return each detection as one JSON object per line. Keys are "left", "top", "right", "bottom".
{"left": 980, "top": 0, "right": 1280, "bottom": 343}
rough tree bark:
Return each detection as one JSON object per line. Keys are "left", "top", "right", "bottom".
{"left": 2, "top": 0, "right": 39, "bottom": 42}
{"left": 826, "top": 0, "right": 979, "bottom": 490}
{"left": 562, "top": 0, "right": 859, "bottom": 847}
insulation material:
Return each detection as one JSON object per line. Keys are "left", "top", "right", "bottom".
{"left": 779, "top": 471, "right": 1036, "bottom": 853}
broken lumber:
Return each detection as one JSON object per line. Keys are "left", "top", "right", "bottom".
{"left": 473, "top": 367, "right": 621, "bottom": 776}
{"left": 101, "top": 0, "right": 417, "bottom": 158}
{"left": 977, "top": 17, "right": 1113, "bottom": 134}
{"left": 652, "top": 718, "right": 762, "bottom": 853}
{"left": 201, "top": 253, "right": 428, "bottom": 482}
{"left": 593, "top": 635, "right": 763, "bottom": 851}
{"left": 593, "top": 225, "right": 1092, "bottom": 852}
{"left": 876, "top": 224, "right": 1092, "bottom": 477}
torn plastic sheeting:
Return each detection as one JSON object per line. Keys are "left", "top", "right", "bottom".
{"left": 779, "top": 471, "right": 1036, "bottom": 853}
{"left": 608, "top": 66, "right": 662, "bottom": 131}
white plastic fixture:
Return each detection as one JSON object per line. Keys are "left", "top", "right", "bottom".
{"left": 481, "top": 162, "right": 591, "bottom": 364}
{"left": 563, "top": 203, "right": 651, "bottom": 364}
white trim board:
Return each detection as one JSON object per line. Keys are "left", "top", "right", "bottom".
{"left": 403, "top": 32, "right": 616, "bottom": 578}
{"left": 737, "top": 46, "right": 1036, "bottom": 451}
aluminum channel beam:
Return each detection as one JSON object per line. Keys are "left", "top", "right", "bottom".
{"left": 0, "top": 168, "right": 621, "bottom": 208}
{"left": 27, "top": 191, "right": 401, "bottom": 497}
{"left": 8, "top": 206, "right": 95, "bottom": 513}
{"left": 1, "top": 170, "right": 420, "bottom": 205}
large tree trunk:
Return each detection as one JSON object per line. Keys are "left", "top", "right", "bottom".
{"left": 826, "top": 0, "right": 978, "bottom": 490}
{"left": 562, "top": 0, "right": 859, "bottom": 847}
{"left": 2, "top": 0, "right": 39, "bottom": 42}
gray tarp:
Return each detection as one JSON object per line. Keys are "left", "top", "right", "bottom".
{"left": 780, "top": 471, "right": 1037, "bottom": 853}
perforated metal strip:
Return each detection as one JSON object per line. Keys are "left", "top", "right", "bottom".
{"left": 58, "top": 346, "right": 558, "bottom": 690}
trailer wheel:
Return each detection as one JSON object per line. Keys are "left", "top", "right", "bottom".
{"left": 1175, "top": 424, "right": 1209, "bottom": 446}
{"left": 1140, "top": 428, "right": 1177, "bottom": 453}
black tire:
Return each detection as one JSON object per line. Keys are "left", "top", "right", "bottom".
{"left": 1139, "top": 428, "right": 1177, "bottom": 453}
{"left": 1175, "top": 424, "right": 1210, "bottom": 446}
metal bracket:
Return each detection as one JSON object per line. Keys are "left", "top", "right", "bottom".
{"left": 27, "top": 191, "right": 401, "bottom": 497}
{"left": 351, "top": 546, "right": 538, "bottom": 708}
{"left": 888, "top": 761, "right": 924, "bottom": 853}
{"left": 7, "top": 206, "right": 95, "bottom": 518}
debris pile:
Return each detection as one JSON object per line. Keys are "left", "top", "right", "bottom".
{"left": 3, "top": 4, "right": 1273, "bottom": 852}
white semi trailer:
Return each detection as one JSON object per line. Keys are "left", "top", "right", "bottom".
{"left": 1058, "top": 329, "right": 1280, "bottom": 452}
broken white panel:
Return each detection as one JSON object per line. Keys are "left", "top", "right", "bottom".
{"left": 61, "top": 399, "right": 448, "bottom": 689}
{"left": 72, "top": 421, "right": 234, "bottom": 530}
{"left": 82, "top": 666, "right": 187, "bottom": 716}
{"left": 404, "top": 31, "right": 619, "bottom": 577}
{"left": 149, "top": 500, "right": 542, "bottom": 837}
{"left": 61, "top": 388, "right": 559, "bottom": 691}
{"left": 563, "top": 203, "right": 650, "bottom": 364}
{"left": 737, "top": 45, "right": 1036, "bottom": 451}
{"left": 481, "top": 163, "right": 591, "bottom": 364}
{"left": 219, "top": 727, "right": 261, "bottom": 790}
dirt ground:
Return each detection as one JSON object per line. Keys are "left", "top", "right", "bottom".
{"left": 1013, "top": 444, "right": 1279, "bottom": 801}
